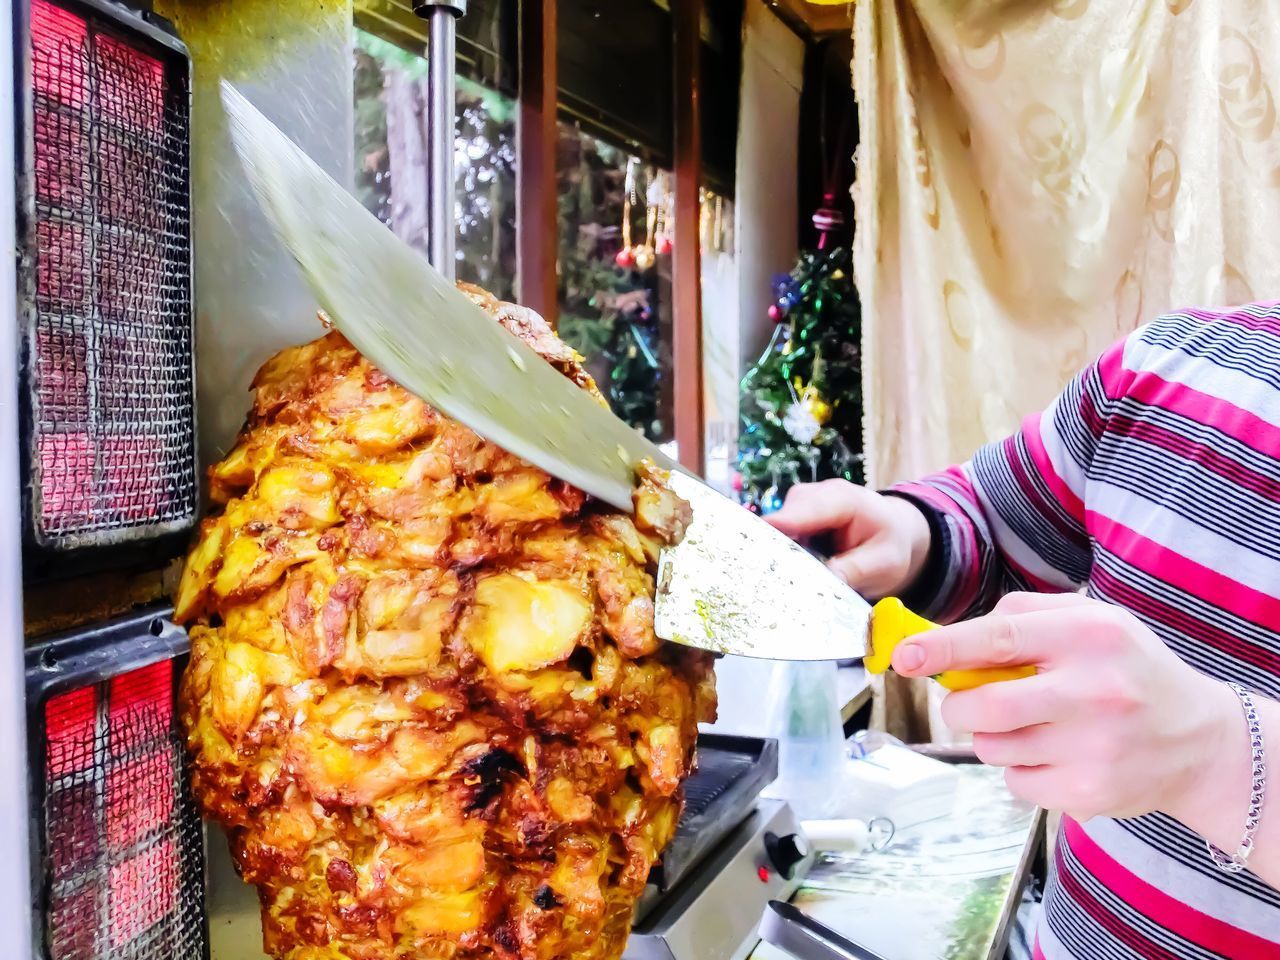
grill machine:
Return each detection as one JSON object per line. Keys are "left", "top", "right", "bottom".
{"left": 0, "top": 2, "right": 816, "bottom": 959}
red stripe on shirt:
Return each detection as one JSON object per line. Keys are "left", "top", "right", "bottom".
{"left": 1065, "top": 818, "right": 1280, "bottom": 958}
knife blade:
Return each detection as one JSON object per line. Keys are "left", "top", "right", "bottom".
{"left": 221, "top": 82, "right": 1031, "bottom": 682}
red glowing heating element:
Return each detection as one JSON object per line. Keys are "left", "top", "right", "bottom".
{"left": 30, "top": 610, "right": 206, "bottom": 960}
{"left": 42, "top": 658, "right": 191, "bottom": 959}
{"left": 26, "top": 0, "right": 196, "bottom": 548}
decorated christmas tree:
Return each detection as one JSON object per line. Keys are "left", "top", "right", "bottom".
{"left": 736, "top": 243, "right": 864, "bottom": 511}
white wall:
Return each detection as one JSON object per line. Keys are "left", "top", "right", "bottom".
{"left": 734, "top": 1, "right": 803, "bottom": 369}
{"left": 706, "top": 0, "right": 806, "bottom": 736}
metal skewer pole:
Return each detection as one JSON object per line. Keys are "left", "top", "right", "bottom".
{"left": 413, "top": 0, "right": 467, "bottom": 280}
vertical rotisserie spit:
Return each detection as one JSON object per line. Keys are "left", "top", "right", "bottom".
{"left": 175, "top": 285, "right": 716, "bottom": 960}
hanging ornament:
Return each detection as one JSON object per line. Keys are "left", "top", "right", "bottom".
{"left": 617, "top": 155, "right": 639, "bottom": 268}
{"left": 662, "top": 173, "right": 677, "bottom": 253}
{"left": 812, "top": 199, "right": 846, "bottom": 236}
{"left": 637, "top": 171, "right": 667, "bottom": 267}
{"left": 782, "top": 382, "right": 830, "bottom": 445}
{"left": 759, "top": 470, "right": 784, "bottom": 515}
{"left": 783, "top": 400, "right": 823, "bottom": 445}
{"left": 646, "top": 174, "right": 664, "bottom": 209}
{"left": 633, "top": 244, "right": 656, "bottom": 271}
{"left": 769, "top": 303, "right": 787, "bottom": 323}
{"left": 656, "top": 235, "right": 673, "bottom": 256}
{"left": 802, "top": 389, "right": 833, "bottom": 427}
{"left": 800, "top": 445, "right": 822, "bottom": 484}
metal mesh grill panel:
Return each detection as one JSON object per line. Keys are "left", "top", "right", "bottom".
{"left": 41, "top": 658, "right": 205, "bottom": 960}
{"left": 28, "top": 0, "right": 195, "bottom": 547}
{"left": 680, "top": 747, "right": 753, "bottom": 820}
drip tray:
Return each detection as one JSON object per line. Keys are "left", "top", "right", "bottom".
{"left": 647, "top": 734, "right": 778, "bottom": 897}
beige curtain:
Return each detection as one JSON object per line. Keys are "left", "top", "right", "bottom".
{"left": 854, "top": 0, "right": 1280, "bottom": 488}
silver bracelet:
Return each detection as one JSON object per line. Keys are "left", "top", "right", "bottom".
{"left": 1206, "top": 682, "right": 1267, "bottom": 874}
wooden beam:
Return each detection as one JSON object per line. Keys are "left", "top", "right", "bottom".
{"left": 517, "top": 0, "right": 559, "bottom": 324}
{"left": 672, "top": 0, "right": 704, "bottom": 473}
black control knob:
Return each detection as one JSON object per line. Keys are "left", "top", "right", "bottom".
{"left": 765, "top": 832, "right": 810, "bottom": 880}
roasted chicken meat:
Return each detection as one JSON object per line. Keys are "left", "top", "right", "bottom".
{"left": 175, "top": 286, "right": 716, "bottom": 960}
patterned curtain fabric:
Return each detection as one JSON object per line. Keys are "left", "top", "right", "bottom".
{"left": 853, "top": 0, "right": 1280, "bottom": 488}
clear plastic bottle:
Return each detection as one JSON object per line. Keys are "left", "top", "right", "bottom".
{"left": 761, "top": 660, "right": 846, "bottom": 819}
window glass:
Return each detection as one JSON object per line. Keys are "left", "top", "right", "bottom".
{"left": 353, "top": 29, "right": 517, "bottom": 300}
{"left": 555, "top": 121, "right": 674, "bottom": 445}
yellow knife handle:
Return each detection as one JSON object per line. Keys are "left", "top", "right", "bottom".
{"left": 867, "top": 598, "right": 1036, "bottom": 691}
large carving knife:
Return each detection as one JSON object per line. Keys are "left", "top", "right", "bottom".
{"left": 221, "top": 82, "right": 1031, "bottom": 685}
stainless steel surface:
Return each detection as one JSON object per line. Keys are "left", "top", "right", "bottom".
{"left": 207, "top": 825, "right": 270, "bottom": 960}
{"left": 426, "top": 4, "right": 456, "bottom": 276}
{"left": 222, "top": 86, "right": 874, "bottom": 662}
{"left": 0, "top": 1, "right": 34, "bottom": 949}
{"left": 625, "top": 800, "right": 811, "bottom": 960}
{"left": 759, "top": 902, "right": 889, "bottom": 960}
{"left": 154, "top": 0, "right": 355, "bottom": 466}
{"left": 660, "top": 471, "right": 872, "bottom": 661}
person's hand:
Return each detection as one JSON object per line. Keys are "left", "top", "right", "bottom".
{"left": 891, "top": 591, "right": 1244, "bottom": 824}
{"left": 766, "top": 479, "right": 932, "bottom": 598}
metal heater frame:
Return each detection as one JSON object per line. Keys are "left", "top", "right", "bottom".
{"left": 13, "top": 0, "right": 198, "bottom": 575}
{"left": 0, "top": 0, "right": 35, "bottom": 951}
{"left": 25, "top": 606, "right": 208, "bottom": 960}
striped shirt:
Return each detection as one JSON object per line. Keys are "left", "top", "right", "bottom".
{"left": 893, "top": 304, "right": 1280, "bottom": 959}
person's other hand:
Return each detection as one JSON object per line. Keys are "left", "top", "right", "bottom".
{"left": 766, "top": 479, "right": 932, "bottom": 598}
{"left": 891, "top": 591, "right": 1242, "bottom": 824}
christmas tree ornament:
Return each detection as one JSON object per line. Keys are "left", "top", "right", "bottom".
{"left": 812, "top": 198, "right": 846, "bottom": 236}
{"left": 633, "top": 244, "right": 656, "bottom": 271}
{"left": 759, "top": 470, "right": 785, "bottom": 515}
{"left": 616, "top": 155, "right": 639, "bottom": 269}
{"left": 768, "top": 303, "right": 787, "bottom": 322}
{"left": 800, "top": 384, "right": 833, "bottom": 426}
{"left": 640, "top": 186, "right": 658, "bottom": 270}
{"left": 656, "top": 235, "right": 673, "bottom": 256}
{"left": 782, "top": 398, "right": 823, "bottom": 445}
{"left": 801, "top": 445, "right": 822, "bottom": 483}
